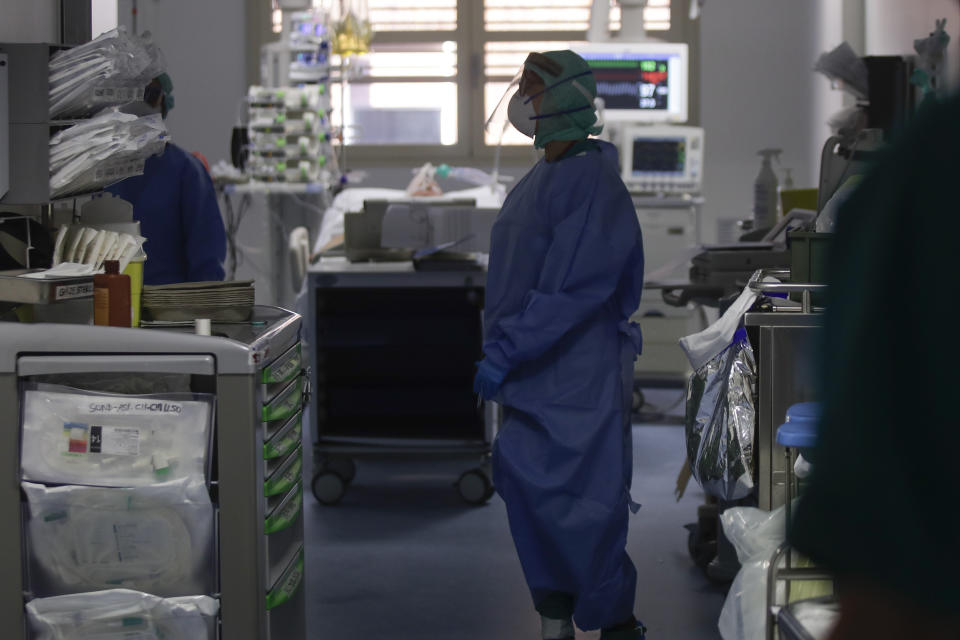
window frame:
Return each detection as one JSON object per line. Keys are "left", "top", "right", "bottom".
{"left": 338, "top": 0, "right": 697, "bottom": 166}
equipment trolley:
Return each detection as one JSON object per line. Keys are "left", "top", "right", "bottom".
{"left": 0, "top": 306, "right": 307, "bottom": 639}
{"left": 306, "top": 259, "right": 496, "bottom": 506}
{"left": 744, "top": 275, "right": 825, "bottom": 511}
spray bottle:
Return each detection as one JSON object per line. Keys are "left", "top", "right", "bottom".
{"left": 753, "top": 149, "right": 782, "bottom": 230}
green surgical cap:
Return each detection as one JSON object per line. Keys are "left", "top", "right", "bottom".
{"left": 524, "top": 50, "right": 602, "bottom": 149}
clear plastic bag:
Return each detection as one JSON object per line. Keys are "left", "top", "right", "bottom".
{"left": 722, "top": 505, "right": 786, "bottom": 564}
{"left": 718, "top": 506, "right": 834, "bottom": 640}
{"left": 814, "top": 42, "right": 869, "bottom": 100}
{"left": 20, "top": 386, "right": 213, "bottom": 487}
{"left": 23, "top": 479, "right": 215, "bottom": 597}
{"left": 718, "top": 506, "right": 786, "bottom": 640}
{"left": 49, "top": 27, "right": 167, "bottom": 119}
{"left": 789, "top": 599, "right": 841, "bottom": 640}
{"left": 26, "top": 589, "right": 218, "bottom": 640}
{"left": 49, "top": 110, "right": 168, "bottom": 198}
{"left": 685, "top": 328, "right": 757, "bottom": 501}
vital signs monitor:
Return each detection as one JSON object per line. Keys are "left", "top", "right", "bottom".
{"left": 573, "top": 43, "right": 689, "bottom": 124}
{"left": 620, "top": 125, "right": 704, "bottom": 194}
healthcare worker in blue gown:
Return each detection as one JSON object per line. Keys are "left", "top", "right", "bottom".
{"left": 108, "top": 74, "right": 227, "bottom": 285}
{"left": 475, "top": 50, "right": 646, "bottom": 640}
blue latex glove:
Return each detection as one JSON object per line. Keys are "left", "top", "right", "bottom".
{"left": 473, "top": 359, "right": 508, "bottom": 401}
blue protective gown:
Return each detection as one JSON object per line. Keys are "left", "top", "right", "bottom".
{"left": 484, "top": 139, "right": 644, "bottom": 630}
{"left": 107, "top": 143, "right": 226, "bottom": 285}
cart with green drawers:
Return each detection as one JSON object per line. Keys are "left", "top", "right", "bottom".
{"left": 0, "top": 306, "right": 308, "bottom": 640}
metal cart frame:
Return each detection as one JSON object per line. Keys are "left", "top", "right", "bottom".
{"left": 305, "top": 261, "right": 497, "bottom": 505}
{"left": 744, "top": 273, "right": 825, "bottom": 512}
{"left": 766, "top": 543, "right": 835, "bottom": 640}
{"left": 744, "top": 273, "right": 835, "bottom": 640}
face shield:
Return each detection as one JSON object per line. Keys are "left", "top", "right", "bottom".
{"left": 484, "top": 52, "right": 566, "bottom": 144}
{"left": 484, "top": 52, "right": 601, "bottom": 148}
{"left": 484, "top": 67, "right": 525, "bottom": 147}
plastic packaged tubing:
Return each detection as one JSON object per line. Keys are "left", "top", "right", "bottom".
{"left": 22, "top": 479, "right": 215, "bottom": 598}
{"left": 26, "top": 589, "right": 218, "bottom": 640}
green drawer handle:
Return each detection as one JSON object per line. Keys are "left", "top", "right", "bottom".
{"left": 262, "top": 344, "right": 302, "bottom": 385}
{"left": 265, "top": 485, "right": 303, "bottom": 535}
{"left": 265, "top": 547, "right": 304, "bottom": 610}
{"left": 264, "top": 414, "right": 302, "bottom": 460}
{"left": 265, "top": 448, "right": 302, "bottom": 497}
{"left": 262, "top": 377, "right": 302, "bottom": 423}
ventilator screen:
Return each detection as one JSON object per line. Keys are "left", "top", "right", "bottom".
{"left": 631, "top": 138, "right": 686, "bottom": 176}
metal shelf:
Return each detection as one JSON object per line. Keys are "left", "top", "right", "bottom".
{"left": 0, "top": 44, "right": 77, "bottom": 205}
{"left": 0, "top": 43, "right": 151, "bottom": 206}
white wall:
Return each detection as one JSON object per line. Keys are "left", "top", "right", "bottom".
{"left": 0, "top": 0, "right": 59, "bottom": 42}
{"left": 91, "top": 0, "right": 119, "bottom": 39}
{"left": 117, "top": 0, "right": 247, "bottom": 165}
{"left": 865, "top": 0, "right": 960, "bottom": 88}
{"left": 699, "top": 0, "right": 845, "bottom": 241}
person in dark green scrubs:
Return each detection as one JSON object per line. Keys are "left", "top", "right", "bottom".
{"left": 790, "top": 91, "right": 960, "bottom": 638}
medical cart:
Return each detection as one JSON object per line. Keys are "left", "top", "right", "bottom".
{"left": 306, "top": 258, "right": 496, "bottom": 506}
{"left": 743, "top": 277, "right": 836, "bottom": 640}
{"left": 0, "top": 306, "right": 307, "bottom": 639}
{"left": 743, "top": 275, "right": 825, "bottom": 511}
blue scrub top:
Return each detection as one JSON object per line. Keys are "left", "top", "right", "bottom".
{"left": 107, "top": 143, "right": 226, "bottom": 285}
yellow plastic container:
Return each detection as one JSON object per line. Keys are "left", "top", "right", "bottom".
{"left": 123, "top": 254, "right": 146, "bottom": 328}
{"left": 780, "top": 188, "right": 818, "bottom": 217}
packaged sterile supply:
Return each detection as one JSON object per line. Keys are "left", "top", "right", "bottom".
{"left": 22, "top": 479, "right": 215, "bottom": 598}
{"left": 52, "top": 225, "right": 146, "bottom": 273}
{"left": 20, "top": 387, "right": 214, "bottom": 487}
{"left": 49, "top": 27, "right": 167, "bottom": 119}
{"left": 26, "top": 589, "right": 218, "bottom": 640}
{"left": 49, "top": 110, "right": 168, "bottom": 198}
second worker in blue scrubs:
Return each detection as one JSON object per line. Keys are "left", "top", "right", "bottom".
{"left": 475, "top": 50, "right": 646, "bottom": 640}
{"left": 108, "top": 74, "right": 227, "bottom": 285}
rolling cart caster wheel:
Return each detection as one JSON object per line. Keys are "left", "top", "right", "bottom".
{"left": 312, "top": 471, "right": 347, "bottom": 505}
{"left": 323, "top": 456, "right": 357, "bottom": 484}
{"left": 684, "top": 522, "right": 717, "bottom": 571}
{"left": 456, "top": 469, "right": 492, "bottom": 505}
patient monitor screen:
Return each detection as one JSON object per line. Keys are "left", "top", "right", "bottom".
{"left": 575, "top": 46, "right": 688, "bottom": 122}
{"left": 631, "top": 138, "right": 686, "bottom": 177}
{"left": 596, "top": 57, "right": 670, "bottom": 110}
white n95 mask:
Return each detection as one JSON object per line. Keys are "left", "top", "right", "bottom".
{"left": 507, "top": 93, "right": 537, "bottom": 139}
